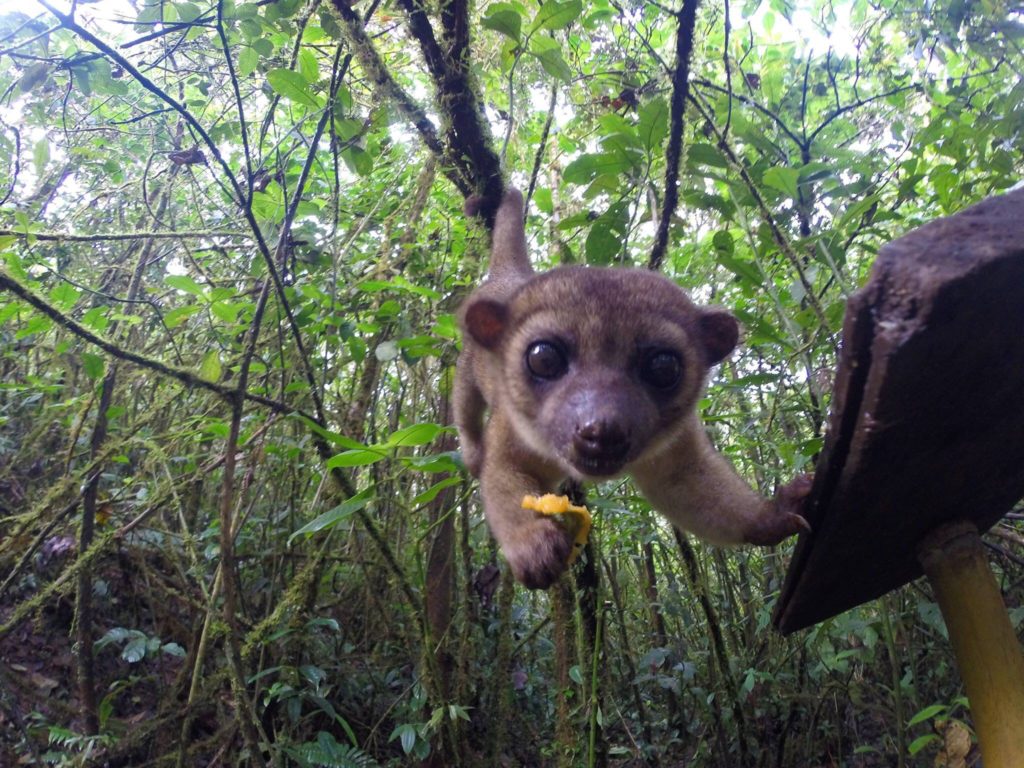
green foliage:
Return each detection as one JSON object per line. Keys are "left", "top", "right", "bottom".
{"left": 0, "top": 0, "right": 1022, "bottom": 764}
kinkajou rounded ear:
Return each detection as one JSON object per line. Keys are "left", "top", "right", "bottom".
{"left": 464, "top": 298, "right": 508, "bottom": 349}
{"left": 697, "top": 308, "right": 740, "bottom": 365}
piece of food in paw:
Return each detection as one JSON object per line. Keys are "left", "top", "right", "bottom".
{"left": 522, "top": 494, "right": 592, "bottom": 563}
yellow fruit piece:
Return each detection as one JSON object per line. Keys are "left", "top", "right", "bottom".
{"left": 521, "top": 494, "right": 592, "bottom": 563}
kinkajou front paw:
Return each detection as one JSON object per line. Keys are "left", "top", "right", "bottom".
{"left": 502, "top": 517, "right": 574, "bottom": 590}
{"left": 746, "top": 474, "right": 813, "bottom": 546}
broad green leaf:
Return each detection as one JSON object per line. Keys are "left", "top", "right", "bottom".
{"left": 165, "top": 274, "right": 206, "bottom": 298}
{"left": 907, "top": 734, "right": 940, "bottom": 755}
{"left": 411, "top": 477, "right": 461, "bottom": 506}
{"left": 266, "top": 68, "right": 322, "bottom": 108}
{"left": 531, "top": 0, "right": 582, "bottom": 31}
{"left": 908, "top": 704, "right": 946, "bottom": 726}
{"left": 163, "top": 305, "right": 200, "bottom": 329}
{"left": 238, "top": 47, "right": 259, "bottom": 78}
{"left": 529, "top": 36, "right": 572, "bottom": 81}
{"left": 482, "top": 3, "right": 523, "bottom": 40}
{"left": 712, "top": 230, "right": 735, "bottom": 257}
{"left": 762, "top": 166, "right": 801, "bottom": 199}
{"left": 33, "top": 138, "right": 49, "bottom": 176}
{"left": 82, "top": 352, "right": 105, "bottom": 380}
{"left": 17, "top": 63, "right": 50, "bottom": 95}
{"left": 298, "top": 48, "right": 319, "bottom": 83}
{"left": 326, "top": 449, "right": 386, "bottom": 468}
{"left": 199, "top": 350, "right": 222, "bottom": 382}
{"left": 688, "top": 143, "right": 730, "bottom": 168}
{"left": 0, "top": 303, "right": 19, "bottom": 327}
{"left": 252, "top": 37, "right": 274, "bottom": 56}
{"left": 174, "top": 2, "right": 203, "bottom": 22}
{"left": 637, "top": 96, "right": 669, "bottom": 151}
{"left": 288, "top": 487, "right": 374, "bottom": 543}
{"left": 384, "top": 423, "right": 445, "bottom": 448}
{"left": 717, "top": 254, "right": 763, "bottom": 286}
{"left": 391, "top": 723, "right": 417, "bottom": 755}
{"left": 585, "top": 218, "right": 621, "bottom": 263}
{"left": 563, "top": 153, "right": 633, "bottom": 185}
{"left": 122, "top": 636, "right": 147, "bottom": 663}
{"left": 49, "top": 282, "right": 79, "bottom": 311}
{"left": 211, "top": 301, "right": 244, "bottom": 324}
{"left": 16, "top": 315, "right": 51, "bottom": 340}
{"left": 341, "top": 145, "right": 373, "bottom": 176}
{"left": 534, "top": 187, "right": 553, "bottom": 213}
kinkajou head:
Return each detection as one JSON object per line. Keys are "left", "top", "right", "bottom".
{"left": 463, "top": 267, "right": 739, "bottom": 480}
{"left": 454, "top": 188, "right": 809, "bottom": 589}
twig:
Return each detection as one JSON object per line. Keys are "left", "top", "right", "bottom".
{"left": 524, "top": 83, "right": 558, "bottom": 219}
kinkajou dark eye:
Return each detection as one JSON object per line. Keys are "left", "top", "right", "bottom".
{"left": 640, "top": 351, "right": 682, "bottom": 390}
{"left": 525, "top": 341, "right": 568, "bottom": 380}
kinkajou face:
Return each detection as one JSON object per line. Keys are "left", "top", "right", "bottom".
{"left": 467, "top": 266, "right": 739, "bottom": 481}
{"left": 454, "top": 188, "right": 809, "bottom": 589}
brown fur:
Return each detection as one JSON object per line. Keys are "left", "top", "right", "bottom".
{"left": 456, "top": 189, "right": 809, "bottom": 589}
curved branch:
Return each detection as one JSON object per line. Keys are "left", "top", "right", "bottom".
{"left": 0, "top": 269, "right": 298, "bottom": 417}
{"left": 648, "top": 0, "right": 701, "bottom": 272}
{"left": 328, "top": 0, "right": 472, "bottom": 196}
{"left": 0, "top": 229, "right": 252, "bottom": 242}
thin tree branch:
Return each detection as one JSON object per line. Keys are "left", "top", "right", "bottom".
{"left": 648, "top": 0, "right": 701, "bottom": 272}
{"left": 0, "top": 269, "right": 299, "bottom": 417}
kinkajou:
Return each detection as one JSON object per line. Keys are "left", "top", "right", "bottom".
{"left": 455, "top": 188, "right": 810, "bottom": 588}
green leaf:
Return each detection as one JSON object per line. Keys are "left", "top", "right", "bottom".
{"left": 297, "top": 48, "right": 319, "bottom": 83}
{"left": 288, "top": 487, "right": 374, "bottom": 543}
{"left": 717, "top": 254, "right": 763, "bottom": 286}
{"left": 534, "top": 187, "right": 553, "bottom": 213}
{"left": 0, "top": 303, "right": 18, "bottom": 327}
{"left": 238, "top": 47, "right": 259, "bottom": 78}
{"left": 585, "top": 218, "right": 621, "bottom": 263}
{"left": 33, "top": 138, "right": 49, "bottom": 176}
{"left": 48, "top": 282, "right": 79, "bottom": 311}
{"left": 637, "top": 96, "right": 669, "bottom": 151}
{"left": 712, "top": 230, "right": 735, "bottom": 258}
{"left": 762, "top": 166, "right": 801, "bottom": 200}
{"left": 341, "top": 145, "right": 373, "bottom": 176}
{"left": 252, "top": 37, "right": 274, "bottom": 56}
{"left": 17, "top": 63, "right": 51, "bottom": 95}
{"left": 165, "top": 274, "right": 206, "bottom": 298}
{"left": 326, "top": 449, "right": 386, "bottom": 468}
{"left": 411, "top": 477, "right": 461, "bottom": 506}
{"left": 122, "top": 636, "right": 147, "bottom": 663}
{"left": 211, "top": 301, "right": 244, "bottom": 324}
{"left": 529, "top": 36, "right": 572, "bottom": 82}
{"left": 82, "top": 352, "right": 105, "bottom": 380}
{"left": 163, "top": 305, "right": 200, "bottom": 329}
{"left": 531, "top": 0, "right": 582, "bottom": 31}
{"left": 908, "top": 704, "right": 946, "bottom": 726}
{"left": 266, "top": 68, "right": 322, "bottom": 108}
{"left": 687, "top": 143, "right": 730, "bottom": 168}
{"left": 384, "top": 423, "right": 445, "bottom": 448}
{"left": 16, "top": 315, "right": 51, "bottom": 340}
{"left": 563, "top": 153, "right": 633, "bottom": 185}
{"left": 199, "top": 350, "right": 222, "bottom": 382}
{"left": 395, "top": 724, "right": 418, "bottom": 754}
{"left": 907, "top": 734, "right": 940, "bottom": 755}
{"left": 569, "top": 665, "right": 584, "bottom": 684}
{"left": 482, "top": 3, "right": 522, "bottom": 41}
